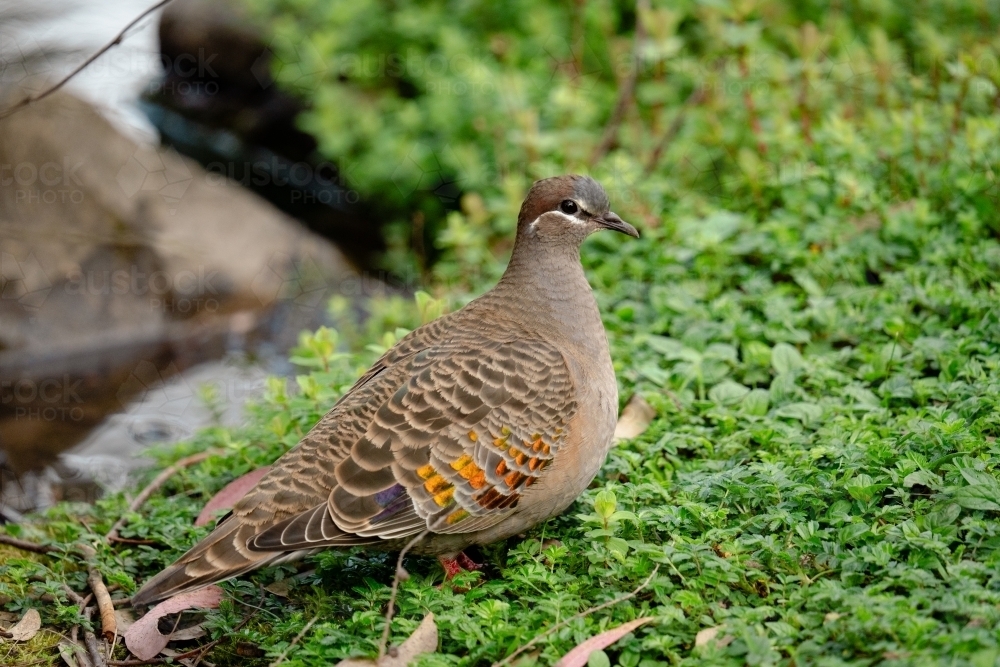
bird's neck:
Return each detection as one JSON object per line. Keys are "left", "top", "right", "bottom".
{"left": 490, "top": 240, "right": 606, "bottom": 350}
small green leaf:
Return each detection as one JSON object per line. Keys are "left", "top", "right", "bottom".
{"left": 708, "top": 380, "right": 750, "bottom": 405}
{"left": 774, "top": 402, "right": 822, "bottom": 424}
{"left": 903, "top": 470, "right": 939, "bottom": 488}
{"left": 771, "top": 343, "right": 804, "bottom": 375}
{"left": 594, "top": 489, "right": 617, "bottom": 521}
{"left": 741, "top": 389, "right": 770, "bottom": 416}
{"left": 923, "top": 503, "right": 961, "bottom": 528}
{"left": 588, "top": 649, "right": 611, "bottom": 667}
{"left": 958, "top": 468, "right": 1000, "bottom": 490}
{"left": 846, "top": 474, "right": 881, "bottom": 502}
{"left": 647, "top": 336, "right": 688, "bottom": 358}
{"left": 952, "top": 485, "right": 1000, "bottom": 511}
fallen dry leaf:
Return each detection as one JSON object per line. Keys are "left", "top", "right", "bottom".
{"left": 3, "top": 608, "right": 40, "bottom": 641}
{"left": 170, "top": 624, "right": 208, "bottom": 641}
{"left": 694, "top": 625, "right": 720, "bottom": 647}
{"left": 195, "top": 466, "right": 271, "bottom": 526}
{"left": 336, "top": 613, "right": 438, "bottom": 666}
{"left": 554, "top": 617, "right": 654, "bottom": 667}
{"left": 58, "top": 637, "right": 89, "bottom": 667}
{"left": 694, "top": 625, "right": 733, "bottom": 650}
{"left": 614, "top": 394, "right": 655, "bottom": 440}
{"left": 125, "top": 586, "right": 223, "bottom": 660}
{"left": 115, "top": 608, "right": 136, "bottom": 634}
{"left": 265, "top": 579, "right": 292, "bottom": 598}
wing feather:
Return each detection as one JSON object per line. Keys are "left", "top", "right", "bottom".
{"left": 246, "top": 338, "right": 576, "bottom": 551}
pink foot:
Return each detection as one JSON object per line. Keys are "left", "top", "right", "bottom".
{"left": 437, "top": 551, "right": 483, "bottom": 589}
{"left": 456, "top": 552, "right": 483, "bottom": 571}
{"left": 438, "top": 555, "right": 464, "bottom": 580}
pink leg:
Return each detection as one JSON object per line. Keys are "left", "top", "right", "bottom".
{"left": 455, "top": 552, "right": 483, "bottom": 571}
{"left": 438, "top": 551, "right": 483, "bottom": 582}
{"left": 438, "top": 555, "right": 464, "bottom": 580}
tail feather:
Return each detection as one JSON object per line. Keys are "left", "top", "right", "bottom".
{"left": 132, "top": 519, "right": 278, "bottom": 607}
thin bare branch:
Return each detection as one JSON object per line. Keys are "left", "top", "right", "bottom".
{"left": 0, "top": 533, "right": 56, "bottom": 554}
{"left": 0, "top": 0, "right": 176, "bottom": 120}
{"left": 83, "top": 607, "right": 109, "bottom": 667}
{"left": 88, "top": 566, "right": 118, "bottom": 643}
{"left": 590, "top": 0, "right": 649, "bottom": 165}
{"left": 379, "top": 530, "right": 429, "bottom": 658}
{"left": 644, "top": 86, "right": 707, "bottom": 175}
{"left": 105, "top": 449, "right": 223, "bottom": 542}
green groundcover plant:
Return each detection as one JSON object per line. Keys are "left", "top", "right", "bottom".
{"left": 6, "top": 0, "right": 1000, "bottom": 664}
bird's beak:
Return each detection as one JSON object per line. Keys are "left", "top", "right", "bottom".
{"left": 595, "top": 211, "right": 639, "bottom": 238}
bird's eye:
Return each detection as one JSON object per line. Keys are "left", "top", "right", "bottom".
{"left": 560, "top": 200, "right": 578, "bottom": 214}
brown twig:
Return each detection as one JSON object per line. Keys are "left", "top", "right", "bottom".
{"left": 644, "top": 86, "right": 707, "bottom": 175}
{"left": 83, "top": 607, "right": 109, "bottom": 667}
{"left": 77, "top": 544, "right": 118, "bottom": 643}
{"left": 590, "top": 0, "right": 649, "bottom": 165}
{"left": 67, "top": 624, "right": 96, "bottom": 667}
{"left": 105, "top": 449, "right": 223, "bottom": 542}
{"left": 737, "top": 47, "right": 767, "bottom": 156}
{"left": 378, "top": 530, "right": 429, "bottom": 658}
{"left": 61, "top": 583, "right": 93, "bottom": 609}
{"left": 107, "top": 649, "right": 215, "bottom": 667}
{"left": 0, "top": 533, "right": 56, "bottom": 554}
{"left": 63, "top": 583, "right": 95, "bottom": 665}
{"left": 88, "top": 566, "right": 118, "bottom": 643}
{"left": 107, "top": 536, "right": 159, "bottom": 546}
{"left": 0, "top": 0, "right": 177, "bottom": 120}
{"left": 492, "top": 565, "right": 660, "bottom": 667}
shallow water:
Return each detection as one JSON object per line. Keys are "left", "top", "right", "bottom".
{"left": 0, "top": 1, "right": 333, "bottom": 515}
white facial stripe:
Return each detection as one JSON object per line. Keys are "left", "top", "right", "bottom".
{"left": 528, "top": 210, "right": 588, "bottom": 233}
{"left": 550, "top": 210, "right": 587, "bottom": 225}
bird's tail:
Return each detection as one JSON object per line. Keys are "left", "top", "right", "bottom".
{"left": 131, "top": 518, "right": 278, "bottom": 608}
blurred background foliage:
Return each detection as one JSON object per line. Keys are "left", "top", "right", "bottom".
{"left": 247, "top": 0, "right": 1000, "bottom": 288}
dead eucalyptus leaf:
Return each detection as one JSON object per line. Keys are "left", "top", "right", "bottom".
{"left": 265, "top": 579, "right": 291, "bottom": 598}
{"left": 170, "top": 624, "right": 207, "bottom": 641}
{"left": 125, "top": 586, "right": 222, "bottom": 660}
{"left": 4, "top": 608, "right": 41, "bottom": 641}
{"left": 554, "top": 617, "right": 654, "bottom": 667}
{"left": 195, "top": 466, "right": 271, "bottom": 526}
{"left": 694, "top": 625, "right": 720, "bottom": 647}
{"left": 58, "top": 637, "right": 89, "bottom": 667}
{"left": 115, "top": 608, "right": 136, "bottom": 633}
{"left": 614, "top": 394, "right": 655, "bottom": 440}
{"left": 336, "top": 613, "right": 438, "bottom": 666}
{"left": 694, "top": 625, "right": 733, "bottom": 649}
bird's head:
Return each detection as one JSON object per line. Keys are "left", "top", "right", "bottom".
{"left": 516, "top": 174, "right": 639, "bottom": 246}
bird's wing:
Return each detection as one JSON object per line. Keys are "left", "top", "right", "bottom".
{"left": 244, "top": 337, "right": 578, "bottom": 552}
